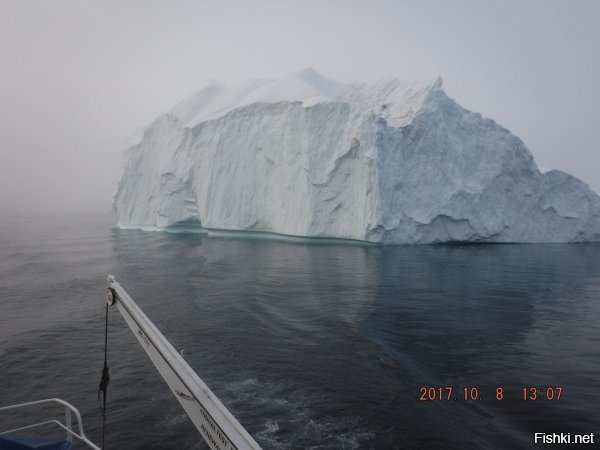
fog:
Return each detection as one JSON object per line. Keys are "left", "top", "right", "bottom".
{"left": 1, "top": 0, "right": 598, "bottom": 213}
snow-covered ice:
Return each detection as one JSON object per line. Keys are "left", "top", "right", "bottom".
{"left": 113, "top": 68, "right": 600, "bottom": 243}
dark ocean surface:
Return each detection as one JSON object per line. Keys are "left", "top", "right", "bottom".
{"left": 1, "top": 214, "right": 599, "bottom": 449}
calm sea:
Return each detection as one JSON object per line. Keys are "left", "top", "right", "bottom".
{"left": 1, "top": 214, "right": 599, "bottom": 449}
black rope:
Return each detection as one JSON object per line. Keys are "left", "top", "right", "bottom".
{"left": 98, "top": 300, "right": 111, "bottom": 449}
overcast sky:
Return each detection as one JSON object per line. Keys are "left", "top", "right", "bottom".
{"left": 1, "top": 0, "right": 598, "bottom": 213}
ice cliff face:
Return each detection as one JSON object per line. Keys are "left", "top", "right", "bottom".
{"left": 114, "top": 68, "right": 600, "bottom": 243}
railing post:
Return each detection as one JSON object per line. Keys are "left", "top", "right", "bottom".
{"left": 64, "top": 405, "right": 73, "bottom": 443}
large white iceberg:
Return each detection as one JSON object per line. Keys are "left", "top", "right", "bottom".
{"left": 114, "top": 68, "right": 600, "bottom": 243}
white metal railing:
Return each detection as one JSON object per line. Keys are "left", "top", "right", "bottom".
{"left": 0, "top": 398, "right": 101, "bottom": 449}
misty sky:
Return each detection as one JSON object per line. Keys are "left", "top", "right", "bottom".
{"left": 1, "top": 0, "right": 599, "bottom": 213}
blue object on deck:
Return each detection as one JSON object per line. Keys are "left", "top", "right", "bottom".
{"left": 0, "top": 435, "right": 76, "bottom": 450}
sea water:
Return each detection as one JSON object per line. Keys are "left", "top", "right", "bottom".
{"left": 1, "top": 214, "right": 599, "bottom": 449}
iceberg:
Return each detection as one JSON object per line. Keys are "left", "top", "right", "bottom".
{"left": 113, "top": 68, "right": 600, "bottom": 243}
